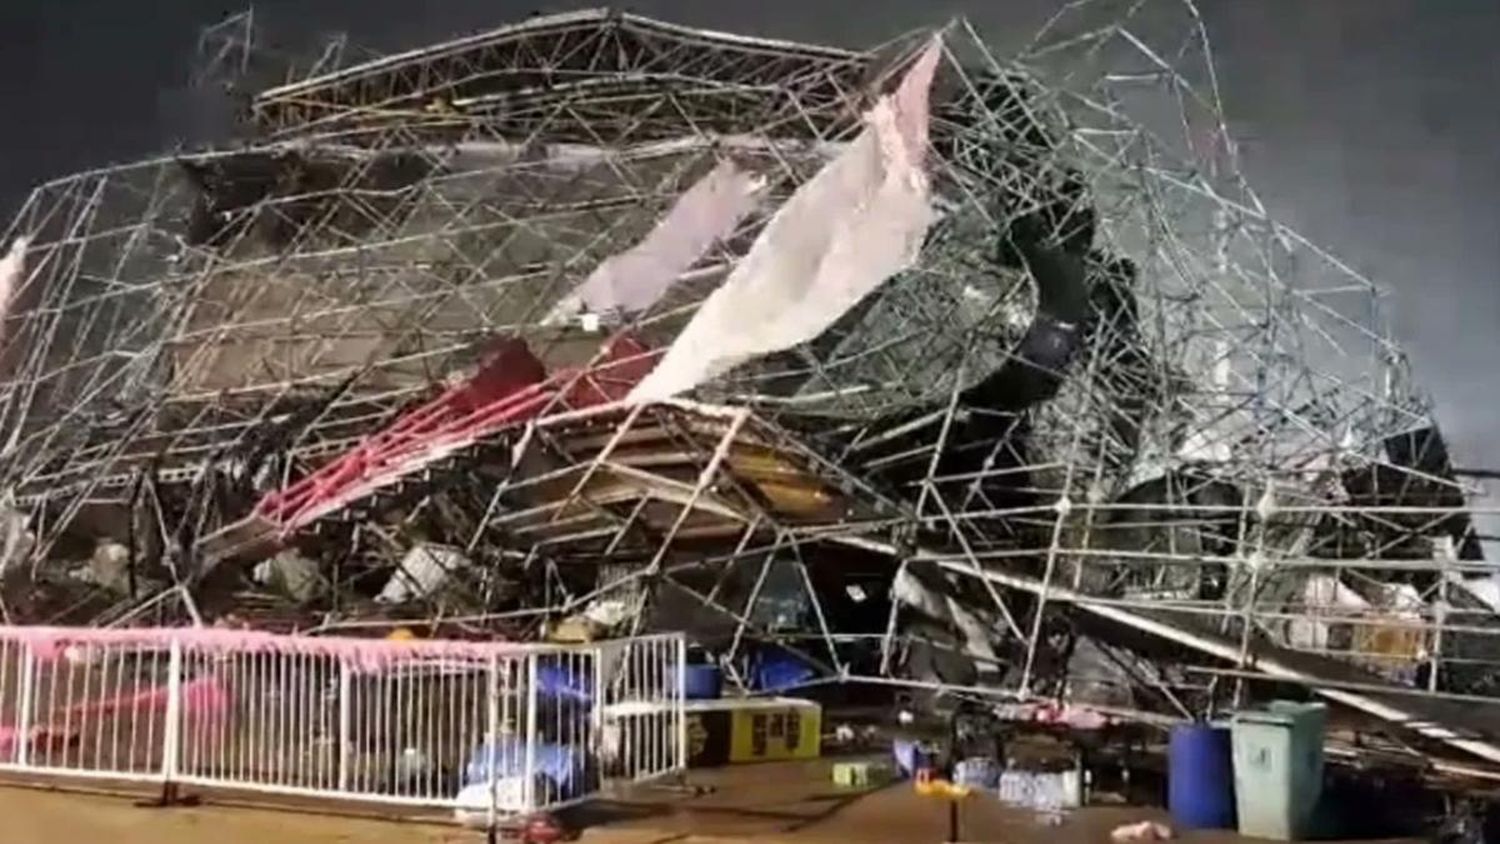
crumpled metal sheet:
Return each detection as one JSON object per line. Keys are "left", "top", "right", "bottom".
{"left": 628, "top": 38, "right": 943, "bottom": 402}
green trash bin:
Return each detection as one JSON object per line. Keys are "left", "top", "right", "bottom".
{"left": 1230, "top": 701, "right": 1327, "bottom": 840}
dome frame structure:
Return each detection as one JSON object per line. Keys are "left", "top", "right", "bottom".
{"left": 1, "top": 3, "right": 1497, "bottom": 761}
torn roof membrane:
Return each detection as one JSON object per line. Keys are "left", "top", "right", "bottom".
{"left": 627, "top": 38, "right": 943, "bottom": 403}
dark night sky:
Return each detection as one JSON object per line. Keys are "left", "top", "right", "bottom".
{"left": 2, "top": 1, "right": 1497, "bottom": 476}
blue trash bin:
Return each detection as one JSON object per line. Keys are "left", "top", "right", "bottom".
{"left": 683, "top": 663, "right": 723, "bottom": 700}
{"left": 1169, "top": 723, "right": 1236, "bottom": 830}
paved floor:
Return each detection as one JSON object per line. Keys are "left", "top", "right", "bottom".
{"left": 0, "top": 761, "right": 1412, "bottom": 844}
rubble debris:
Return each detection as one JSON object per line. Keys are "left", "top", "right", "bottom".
{"left": 0, "top": 499, "right": 31, "bottom": 581}
{"left": 1430, "top": 800, "right": 1496, "bottom": 844}
{"left": 252, "top": 549, "right": 324, "bottom": 602}
{"left": 832, "top": 760, "right": 893, "bottom": 788}
{"left": 996, "top": 702, "right": 1111, "bottom": 731}
{"left": 377, "top": 544, "right": 471, "bottom": 605}
{"left": 953, "top": 757, "right": 1000, "bottom": 789}
{"left": 80, "top": 540, "right": 130, "bottom": 593}
{"left": 545, "top": 616, "right": 600, "bottom": 644}
{"left": 1110, "top": 821, "right": 1174, "bottom": 843}
{"left": 997, "top": 734, "right": 1085, "bottom": 813}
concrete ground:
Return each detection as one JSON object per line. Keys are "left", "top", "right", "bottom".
{"left": 0, "top": 761, "right": 1415, "bottom": 844}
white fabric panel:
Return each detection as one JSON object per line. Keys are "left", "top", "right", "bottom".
{"left": 628, "top": 39, "right": 942, "bottom": 403}
{"left": 0, "top": 236, "right": 29, "bottom": 339}
{"left": 376, "top": 543, "right": 472, "bottom": 604}
{"left": 544, "top": 159, "right": 764, "bottom": 325}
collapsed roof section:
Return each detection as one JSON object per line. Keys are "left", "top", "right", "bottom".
{"left": 1, "top": 2, "right": 1498, "bottom": 767}
{"left": 249, "top": 10, "right": 873, "bottom": 145}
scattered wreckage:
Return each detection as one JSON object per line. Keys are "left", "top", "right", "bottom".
{"left": 0, "top": 2, "right": 1498, "bottom": 786}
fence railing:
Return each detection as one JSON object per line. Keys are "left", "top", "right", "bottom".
{"left": 0, "top": 627, "right": 685, "bottom": 821}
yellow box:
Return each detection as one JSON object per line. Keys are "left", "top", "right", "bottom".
{"left": 1353, "top": 622, "right": 1426, "bottom": 661}
{"left": 684, "top": 697, "right": 821, "bottom": 766}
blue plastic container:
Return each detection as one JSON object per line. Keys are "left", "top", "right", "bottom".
{"left": 750, "top": 647, "right": 815, "bottom": 692}
{"left": 463, "top": 738, "right": 582, "bottom": 795}
{"left": 536, "top": 661, "right": 591, "bottom": 703}
{"left": 683, "top": 663, "right": 723, "bottom": 700}
{"left": 1169, "top": 723, "right": 1236, "bottom": 830}
{"left": 891, "top": 739, "right": 932, "bottom": 778}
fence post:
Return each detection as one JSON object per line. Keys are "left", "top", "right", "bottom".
{"left": 485, "top": 654, "right": 501, "bottom": 838}
{"left": 337, "top": 658, "right": 352, "bottom": 792}
{"left": 523, "top": 651, "right": 539, "bottom": 814}
{"left": 674, "top": 636, "right": 686, "bottom": 774}
{"left": 161, "top": 637, "right": 184, "bottom": 795}
{"left": 15, "top": 644, "right": 34, "bottom": 768}
{"left": 590, "top": 644, "right": 605, "bottom": 774}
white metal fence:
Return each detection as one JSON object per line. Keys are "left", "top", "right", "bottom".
{"left": 0, "top": 628, "right": 685, "bottom": 821}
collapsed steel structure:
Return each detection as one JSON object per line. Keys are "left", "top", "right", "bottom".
{"left": 4, "top": 3, "right": 1500, "bottom": 765}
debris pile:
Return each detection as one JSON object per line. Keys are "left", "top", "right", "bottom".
{"left": 1, "top": 0, "right": 1499, "bottom": 781}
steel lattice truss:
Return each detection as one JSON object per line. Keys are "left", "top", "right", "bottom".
{"left": 3, "top": 3, "right": 1499, "bottom": 754}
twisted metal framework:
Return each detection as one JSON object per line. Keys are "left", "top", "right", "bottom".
{"left": 2, "top": 3, "right": 1498, "bottom": 758}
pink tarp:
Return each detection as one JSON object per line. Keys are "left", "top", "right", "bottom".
{"left": 0, "top": 626, "right": 540, "bottom": 672}
{"left": 0, "top": 725, "right": 76, "bottom": 757}
{"left": 69, "top": 676, "right": 230, "bottom": 720}
{"left": 545, "top": 159, "right": 764, "bottom": 325}
{"left": 628, "top": 39, "right": 943, "bottom": 402}
{"left": 0, "top": 666, "right": 232, "bottom": 755}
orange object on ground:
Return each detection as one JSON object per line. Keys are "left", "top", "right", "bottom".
{"left": 913, "top": 768, "right": 971, "bottom": 800}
